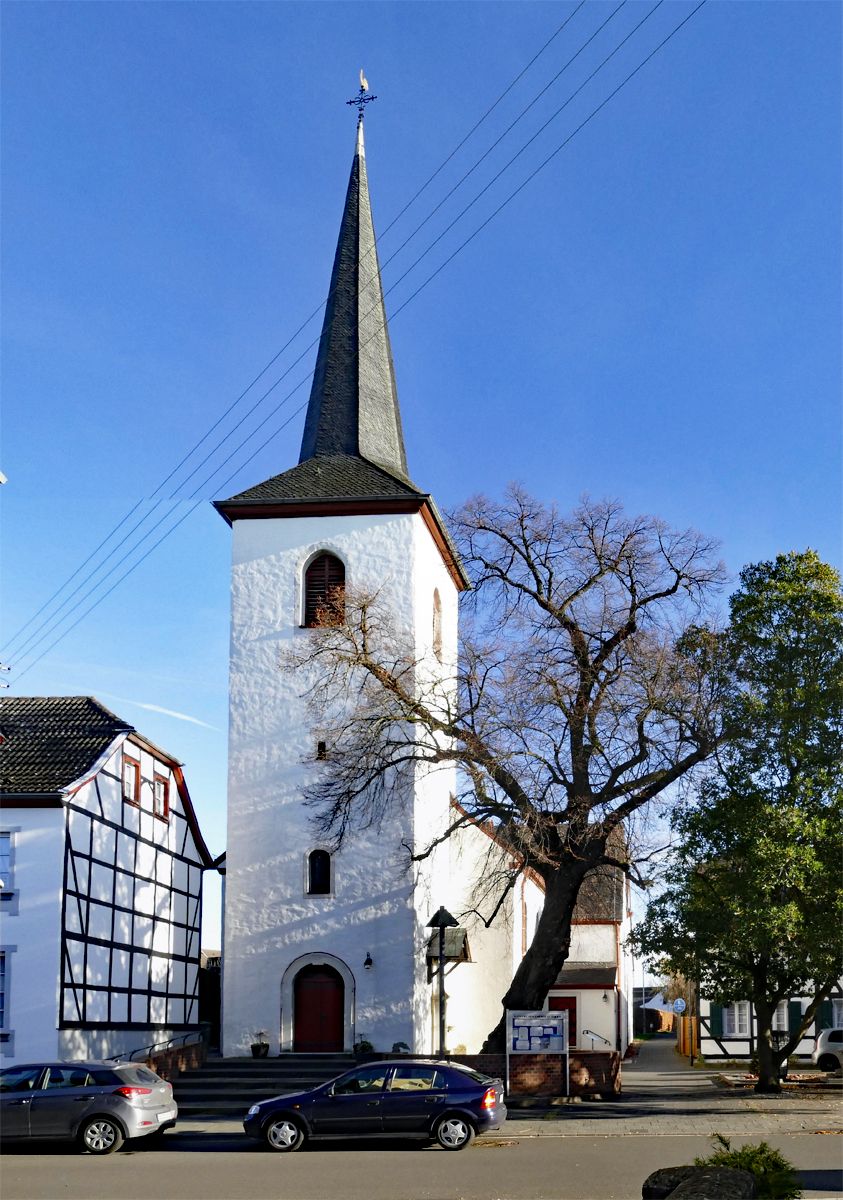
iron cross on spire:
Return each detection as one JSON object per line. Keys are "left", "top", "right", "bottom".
{"left": 347, "top": 70, "right": 377, "bottom": 127}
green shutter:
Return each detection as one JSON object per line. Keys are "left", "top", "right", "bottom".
{"left": 817, "top": 999, "right": 834, "bottom": 1031}
{"left": 709, "top": 1003, "right": 723, "bottom": 1037}
{"left": 788, "top": 1001, "right": 803, "bottom": 1035}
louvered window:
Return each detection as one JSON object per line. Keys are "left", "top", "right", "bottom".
{"left": 304, "top": 553, "right": 345, "bottom": 627}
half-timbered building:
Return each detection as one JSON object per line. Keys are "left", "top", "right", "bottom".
{"left": 0, "top": 696, "right": 213, "bottom": 1064}
{"left": 698, "top": 985, "right": 843, "bottom": 1061}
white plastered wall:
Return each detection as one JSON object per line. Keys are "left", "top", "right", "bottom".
{"left": 223, "top": 510, "right": 458, "bottom": 1056}
{"left": 1, "top": 808, "right": 65, "bottom": 1063}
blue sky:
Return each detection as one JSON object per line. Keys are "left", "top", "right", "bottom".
{"left": 2, "top": 1, "right": 840, "bottom": 946}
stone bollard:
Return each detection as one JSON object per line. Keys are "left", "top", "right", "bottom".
{"left": 642, "top": 1166, "right": 759, "bottom": 1199}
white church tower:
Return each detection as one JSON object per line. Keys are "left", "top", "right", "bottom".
{"left": 215, "top": 123, "right": 470, "bottom": 1057}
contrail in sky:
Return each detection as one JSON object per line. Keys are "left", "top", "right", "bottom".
{"left": 99, "top": 692, "right": 219, "bottom": 731}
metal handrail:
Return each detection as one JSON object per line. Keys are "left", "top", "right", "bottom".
{"left": 581, "top": 1028, "right": 613, "bottom": 1050}
{"left": 107, "top": 1024, "right": 209, "bottom": 1063}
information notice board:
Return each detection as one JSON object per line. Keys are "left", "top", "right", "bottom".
{"left": 505, "top": 1009, "right": 569, "bottom": 1096}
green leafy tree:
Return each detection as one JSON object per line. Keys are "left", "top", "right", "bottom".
{"left": 632, "top": 551, "right": 843, "bottom": 1092}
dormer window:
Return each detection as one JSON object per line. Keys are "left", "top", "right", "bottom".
{"left": 307, "top": 849, "right": 331, "bottom": 895}
{"left": 304, "top": 553, "right": 345, "bottom": 627}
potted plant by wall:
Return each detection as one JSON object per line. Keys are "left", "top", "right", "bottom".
{"left": 250, "top": 1031, "right": 270, "bottom": 1058}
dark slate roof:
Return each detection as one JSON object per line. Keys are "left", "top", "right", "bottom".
{"left": 554, "top": 962, "right": 617, "bottom": 988}
{"left": 224, "top": 453, "right": 423, "bottom": 503}
{"left": 299, "top": 123, "right": 408, "bottom": 479}
{"left": 0, "top": 697, "right": 133, "bottom": 795}
{"left": 426, "top": 928, "right": 471, "bottom": 961}
{"left": 573, "top": 863, "right": 625, "bottom": 923}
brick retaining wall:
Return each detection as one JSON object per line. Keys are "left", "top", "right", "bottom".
{"left": 143, "top": 1038, "right": 208, "bottom": 1082}
{"left": 357, "top": 1050, "right": 621, "bottom": 1097}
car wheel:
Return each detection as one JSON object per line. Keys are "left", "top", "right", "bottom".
{"left": 79, "top": 1117, "right": 125, "bottom": 1155}
{"left": 264, "top": 1117, "right": 306, "bottom": 1152}
{"left": 434, "top": 1115, "right": 476, "bottom": 1151}
{"left": 818, "top": 1054, "right": 841, "bottom": 1073}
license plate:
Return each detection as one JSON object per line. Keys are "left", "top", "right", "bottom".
{"left": 157, "top": 1110, "right": 176, "bottom": 1122}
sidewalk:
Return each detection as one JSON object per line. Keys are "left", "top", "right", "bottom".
{"left": 503, "top": 1035, "right": 843, "bottom": 1138}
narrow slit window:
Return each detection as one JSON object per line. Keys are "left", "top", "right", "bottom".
{"left": 307, "top": 849, "right": 331, "bottom": 895}
{"left": 153, "top": 775, "right": 170, "bottom": 822}
{"left": 123, "top": 757, "right": 140, "bottom": 806}
{"left": 304, "top": 553, "right": 345, "bottom": 627}
{"left": 432, "top": 589, "right": 442, "bottom": 662}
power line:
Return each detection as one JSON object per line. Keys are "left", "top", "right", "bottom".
{"left": 9, "top": 1, "right": 707, "bottom": 677}
{"left": 1, "top": 499, "right": 145, "bottom": 652}
{"left": 13, "top": 400, "right": 311, "bottom": 683}
{"left": 4, "top": 8, "right": 587, "bottom": 660}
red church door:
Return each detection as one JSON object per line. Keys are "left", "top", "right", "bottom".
{"left": 293, "top": 965, "right": 344, "bottom": 1052}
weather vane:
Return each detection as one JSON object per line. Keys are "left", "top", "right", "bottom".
{"left": 347, "top": 70, "right": 377, "bottom": 127}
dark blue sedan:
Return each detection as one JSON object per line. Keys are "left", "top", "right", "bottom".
{"left": 243, "top": 1060, "right": 506, "bottom": 1152}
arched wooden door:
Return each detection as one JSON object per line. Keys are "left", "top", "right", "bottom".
{"left": 293, "top": 964, "right": 344, "bottom": 1052}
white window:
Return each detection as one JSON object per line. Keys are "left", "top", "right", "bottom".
{"left": 153, "top": 776, "right": 169, "bottom": 821}
{"left": 834, "top": 999, "right": 843, "bottom": 1029}
{"left": 0, "top": 835, "right": 9, "bottom": 889}
{"left": 123, "top": 757, "right": 139, "bottom": 805}
{"left": 724, "top": 1001, "right": 750, "bottom": 1036}
{"left": 772, "top": 1001, "right": 788, "bottom": 1031}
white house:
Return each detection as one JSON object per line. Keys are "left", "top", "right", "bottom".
{"left": 0, "top": 696, "right": 213, "bottom": 1064}
{"left": 214, "top": 122, "right": 635, "bottom": 1058}
{"left": 698, "top": 988, "right": 843, "bottom": 1061}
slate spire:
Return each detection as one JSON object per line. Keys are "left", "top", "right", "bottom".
{"left": 298, "top": 124, "right": 409, "bottom": 479}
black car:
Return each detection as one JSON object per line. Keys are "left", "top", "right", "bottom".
{"left": 243, "top": 1060, "right": 506, "bottom": 1152}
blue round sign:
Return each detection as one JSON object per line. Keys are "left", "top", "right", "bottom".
{"left": 673, "top": 998, "right": 686, "bottom": 1013}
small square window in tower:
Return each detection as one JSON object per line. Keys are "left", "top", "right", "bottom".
{"left": 304, "top": 554, "right": 345, "bottom": 627}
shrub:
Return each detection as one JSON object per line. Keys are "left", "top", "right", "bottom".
{"left": 695, "top": 1133, "right": 801, "bottom": 1199}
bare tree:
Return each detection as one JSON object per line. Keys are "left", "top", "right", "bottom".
{"left": 285, "top": 488, "right": 728, "bottom": 1051}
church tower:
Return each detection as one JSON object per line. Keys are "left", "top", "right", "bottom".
{"left": 215, "top": 123, "right": 469, "bottom": 1056}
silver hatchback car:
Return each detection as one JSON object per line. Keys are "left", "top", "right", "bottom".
{"left": 0, "top": 1061, "right": 177, "bottom": 1153}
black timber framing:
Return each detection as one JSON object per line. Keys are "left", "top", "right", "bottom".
{"left": 59, "top": 754, "right": 204, "bottom": 1031}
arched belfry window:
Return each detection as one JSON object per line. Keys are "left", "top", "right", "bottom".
{"left": 432, "top": 588, "right": 443, "bottom": 662}
{"left": 307, "top": 849, "right": 331, "bottom": 895}
{"left": 304, "top": 553, "right": 345, "bottom": 627}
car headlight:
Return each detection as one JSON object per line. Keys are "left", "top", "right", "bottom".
{"left": 247, "top": 1105, "right": 260, "bottom": 1117}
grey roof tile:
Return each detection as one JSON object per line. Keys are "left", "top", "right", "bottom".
{"left": 225, "top": 453, "right": 423, "bottom": 503}
{"left": 0, "top": 696, "right": 132, "bottom": 795}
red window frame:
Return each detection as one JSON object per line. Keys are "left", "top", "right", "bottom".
{"left": 123, "top": 757, "right": 140, "bottom": 807}
{"left": 153, "top": 774, "right": 170, "bottom": 822}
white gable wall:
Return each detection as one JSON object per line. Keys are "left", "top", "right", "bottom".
{"left": 0, "top": 808, "right": 65, "bottom": 1062}
{"left": 223, "top": 510, "right": 458, "bottom": 1056}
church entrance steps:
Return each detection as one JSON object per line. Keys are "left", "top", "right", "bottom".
{"left": 171, "top": 1053, "right": 356, "bottom": 1117}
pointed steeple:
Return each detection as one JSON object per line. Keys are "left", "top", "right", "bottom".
{"left": 298, "top": 124, "right": 408, "bottom": 479}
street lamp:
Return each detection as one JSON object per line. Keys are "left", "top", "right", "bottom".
{"left": 426, "top": 906, "right": 458, "bottom": 1058}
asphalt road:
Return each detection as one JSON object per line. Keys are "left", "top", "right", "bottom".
{"left": 2, "top": 1130, "right": 841, "bottom": 1200}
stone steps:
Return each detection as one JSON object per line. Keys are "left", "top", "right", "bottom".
{"left": 172, "top": 1054, "right": 356, "bottom": 1117}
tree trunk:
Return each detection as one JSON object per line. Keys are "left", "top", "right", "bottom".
{"left": 753, "top": 999, "right": 783, "bottom": 1093}
{"left": 481, "top": 860, "right": 589, "bottom": 1052}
